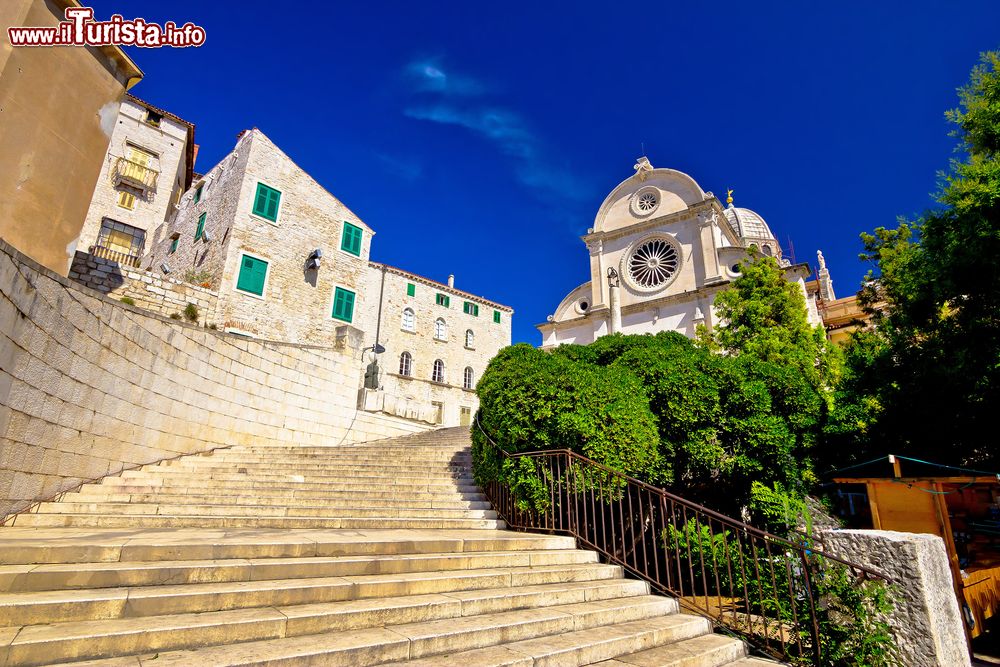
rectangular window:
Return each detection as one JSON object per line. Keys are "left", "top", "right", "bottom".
{"left": 236, "top": 254, "right": 268, "bottom": 296}
{"left": 332, "top": 287, "right": 356, "bottom": 322}
{"left": 193, "top": 183, "right": 203, "bottom": 204}
{"left": 493, "top": 310, "right": 501, "bottom": 324}
{"left": 406, "top": 283, "right": 415, "bottom": 297}
{"left": 463, "top": 301, "right": 479, "bottom": 317}
{"left": 96, "top": 218, "right": 145, "bottom": 258}
{"left": 195, "top": 212, "right": 207, "bottom": 240}
{"left": 435, "top": 293, "right": 450, "bottom": 308}
{"left": 252, "top": 182, "right": 281, "bottom": 222}
{"left": 117, "top": 190, "right": 136, "bottom": 210}
{"left": 341, "top": 221, "right": 363, "bottom": 256}
{"left": 169, "top": 237, "right": 179, "bottom": 254}
{"left": 145, "top": 110, "right": 162, "bottom": 127}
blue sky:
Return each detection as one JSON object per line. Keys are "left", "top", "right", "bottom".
{"left": 90, "top": 1, "right": 1000, "bottom": 344}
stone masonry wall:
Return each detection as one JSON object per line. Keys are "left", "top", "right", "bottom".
{"left": 361, "top": 265, "right": 513, "bottom": 427}
{"left": 821, "top": 529, "right": 970, "bottom": 667}
{"left": 0, "top": 238, "right": 433, "bottom": 519}
{"left": 69, "top": 251, "right": 218, "bottom": 324}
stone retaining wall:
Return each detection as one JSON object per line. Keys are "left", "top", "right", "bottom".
{"left": 69, "top": 251, "right": 219, "bottom": 324}
{"left": 0, "top": 238, "right": 433, "bottom": 519}
{"left": 821, "top": 529, "right": 970, "bottom": 667}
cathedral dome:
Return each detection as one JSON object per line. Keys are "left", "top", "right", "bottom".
{"left": 723, "top": 205, "right": 775, "bottom": 241}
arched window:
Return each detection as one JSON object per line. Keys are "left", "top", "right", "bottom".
{"left": 432, "top": 359, "right": 445, "bottom": 383}
{"left": 465, "top": 329, "right": 475, "bottom": 348}
{"left": 401, "top": 307, "right": 415, "bottom": 332}
{"left": 434, "top": 318, "right": 447, "bottom": 340}
{"left": 463, "top": 366, "right": 474, "bottom": 390}
{"left": 399, "top": 351, "right": 412, "bottom": 377}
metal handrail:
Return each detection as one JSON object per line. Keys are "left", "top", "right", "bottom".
{"left": 473, "top": 415, "right": 890, "bottom": 665}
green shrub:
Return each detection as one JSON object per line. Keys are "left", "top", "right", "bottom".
{"left": 119, "top": 296, "right": 135, "bottom": 306}
{"left": 183, "top": 303, "right": 199, "bottom": 322}
{"left": 472, "top": 343, "right": 664, "bottom": 501}
{"left": 169, "top": 312, "right": 182, "bottom": 320}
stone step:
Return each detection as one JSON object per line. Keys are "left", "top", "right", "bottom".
{"left": 107, "top": 474, "right": 482, "bottom": 493}
{"left": 162, "top": 460, "right": 474, "bottom": 474}
{"left": 0, "top": 528, "right": 575, "bottom": 565}
{"left": 120, "top": 469, "right": 479, "bottom": 486}
{"left": 9, "top": 513, "right": 506, "bottom": 530}
{"left": 84, "top": 482, "right": 487, "bottom": 501}
{"left": 30, "top": 502, "right": 498, "bottom": 520}
{"left": 219, "top": 451, "right": 472, "bottom": 461}
{"left": 595, "top": 633, "right": 748, "bottom": 666}
{"left": 66, "top": 492, "right": 493, "bottom": 510}
{"left": 0, "top": 549, "right": 599, "bottom": 593}
{"left": 0, "top": 563, "right": 628, "bottom": 626}
{"left": 386, "top": 613, "right": 719, "bottom": 666}
{"left": 15, "top": 595, "right": 675, "bottom": 666}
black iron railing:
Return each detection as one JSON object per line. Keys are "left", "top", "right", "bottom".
{"left": 475, "top": 421, "right": 890, "bottom": 664}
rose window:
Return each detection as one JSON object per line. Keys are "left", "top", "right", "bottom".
{"left": 627, "top": 238, "right": 679, "bottom": 288}
{"left": 636, "top": 191, "right": 658, "bottom": 212}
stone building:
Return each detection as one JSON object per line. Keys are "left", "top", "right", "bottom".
{"left": 137, "top": 127, "right": 511, "bottom": 427}
{"left": 359, "top": 265, "right": 512, "bottom": 427}
{"left": 0, "top": 0, "right": 144, "bottom": 275}
{"left": 79, "top": 95, "right": 196, "bottom": 268}
{"left": 537, "top": 157, "right": 819, "bottom": 347}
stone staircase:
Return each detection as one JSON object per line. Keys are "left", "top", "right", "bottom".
{"left": 0, "top": 427, "right": 775, "bottom": 666}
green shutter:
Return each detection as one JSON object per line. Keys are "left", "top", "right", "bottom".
{"left": 332, "top": 287, "right": 356, "bottom": 322}
{"left": 169, "top": 238, "right": 178, "bottom": 254}
{"left": 436, "top": 293, "right": 450, "bottom": 307}
{"left": 194, "top": 185, "right": 202, "bottom": 204}
{"left": 463, "top": 301, "right": 479, "bottom": 316}
{"left": 407, "top": 283, "right": 415, "bottom": 297}
{"left": 341, "top": 222, "right": 362, "bottom": 256}
{"left": 236, "top": 255, "right": 268, "bottom": 296}
{"left": 195, "top": 213, "right": 206, "bottom": 240}
{"left": 493, "top": 310, "right": 501, "bottom": 324}
{"left": 252, "top": 183, "right": 281, "bottom": 222}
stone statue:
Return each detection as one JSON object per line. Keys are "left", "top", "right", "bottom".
{"left": 633, "top": 157, "right": 653, "bottom": 181}
{"left": 817, "top": 250, "right": 827, "bottom": 271}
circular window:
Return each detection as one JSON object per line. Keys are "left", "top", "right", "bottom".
{"left": 579, "top": 300, "right": 589, "bottom": 310}
{"left": 622, "top": 236, "right": 681, "bottom": 292}
{"left": 631, "top": 188, "right": 660, "bottom": 216}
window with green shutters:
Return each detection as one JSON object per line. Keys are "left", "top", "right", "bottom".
{"left": 493, "top": 310, "right": 501, "bottom": 324}
{"left": 406, "top": 283, "right": 415, "bottom": 297}
{"left": 236, "top": 254, "right": 268, "bottom": 297}
{"left": 332, "top": 287, "right": 356, "bottom": 322}
{"left": 252, "top": 182, "right": 281, "bottom": 222}
{"left": 194, "top": 213, "right": 207, "bottom": 240}
{"left": 169, "top": 238, "right": 178, "bottom": 254}
{"left": 435, "top": 293, "right": 450, "bottom": 308}
{"left": 341, "top": 222, "right": 363, "bottom": 256}
{"left": 193, "top": 184, "right": 203, "bottom": 204}
{"left": 463, "top": 302, "right": 479, "bottom": 317}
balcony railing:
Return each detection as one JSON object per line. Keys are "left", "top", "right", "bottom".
{"left": 474, "top": 416, "right": 891, "bottom": 665}
{"left": 89, "top": 245, "right": 141, "bottom": 268}
{"left": 112, "top": 156, "right": 158, "bottom": 193}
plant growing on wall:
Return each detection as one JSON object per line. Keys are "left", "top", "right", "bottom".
{"left": 183, "top": 303, "right": 199, "bottom": 322}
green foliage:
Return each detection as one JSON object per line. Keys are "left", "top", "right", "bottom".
{"left": 475, "top": 332, "right": 827, "bottom": 515}
{"left": 183, "top": 303, "right": 199, "bottom": 322}
{"left": 472, "top": 343, "right": 664, "bottom": 503}
{"left": 749, "top": 481, "right": 813, "bottom": 534}
{"left": 710, "top": 256, "right": 842, "bottom": 393}
{"left": 833, "top": 49, "right": 1000, "bottom": 469}
{"left": 169, "top": 312, "right": 182, "bottom": 320}
{"left": 119, "top": 296, "right": 135, "bottom": 306}
{"left": 812, "top": 565, "right": 899, "bottom": 667}
{"left": 183, "top": 269, "right": 213, "bottom": 285}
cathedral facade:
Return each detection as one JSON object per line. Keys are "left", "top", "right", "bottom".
{"left": 537, "top": 158, "right": 821, "bottom": 347}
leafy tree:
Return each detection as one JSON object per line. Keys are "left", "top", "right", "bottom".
{"left": 838, "top": 50, "right": 1000, "bottom": 468}
{"left": 709, "top": 256, "right": 841, "bottom": 392}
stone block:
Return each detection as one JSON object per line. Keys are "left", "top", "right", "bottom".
{"left": 821, "top": 529, "right": 970, "bottom": 667}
